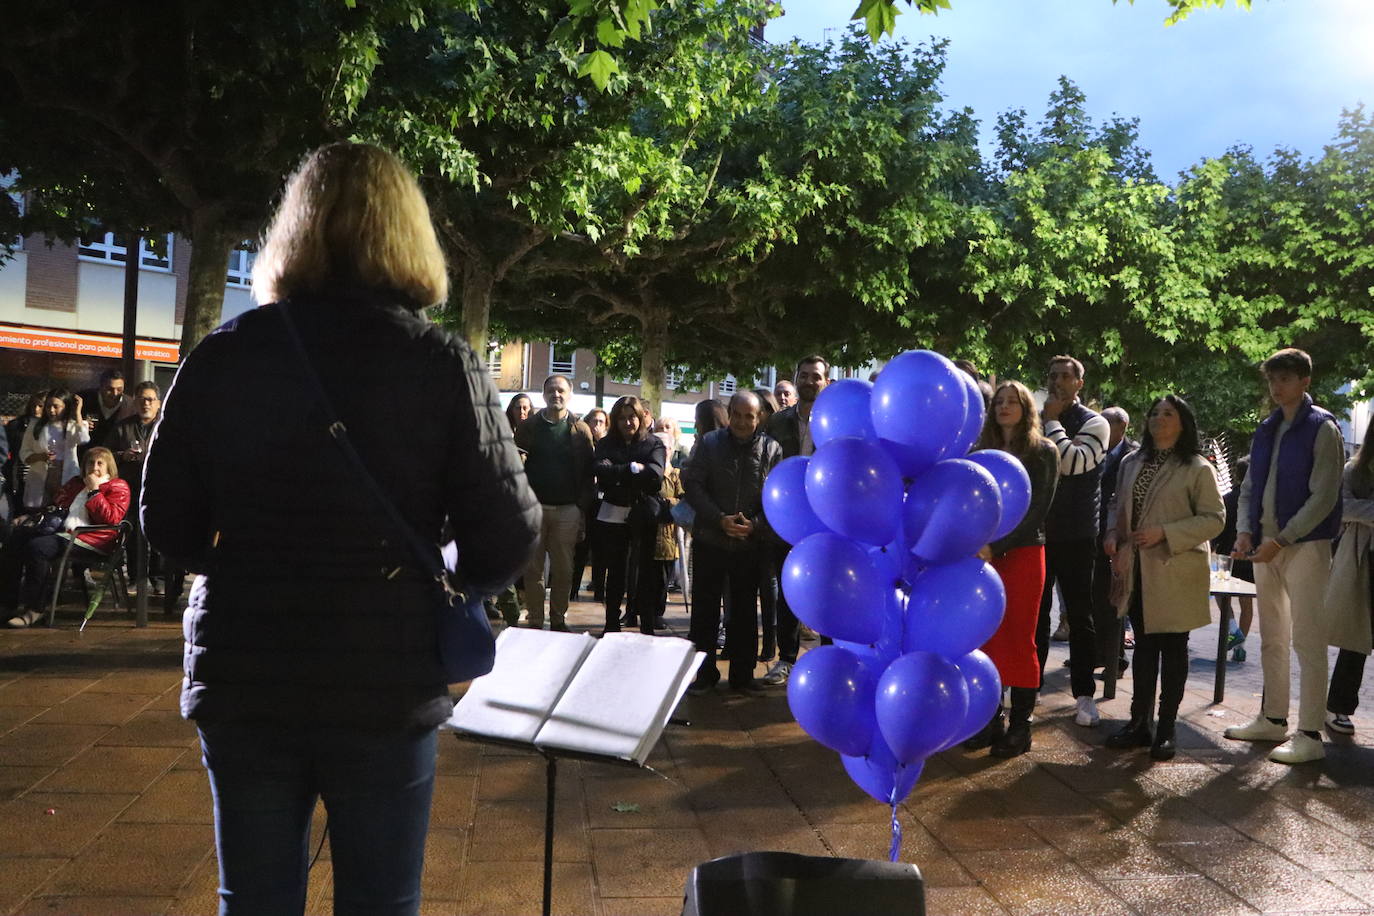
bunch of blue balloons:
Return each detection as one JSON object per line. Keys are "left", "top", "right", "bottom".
{"left": 765, "top": 350, "right": 1033, "bottom": 834}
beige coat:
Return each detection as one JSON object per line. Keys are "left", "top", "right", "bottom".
{"left": 1326, "top": 462, "right": 1373, "bottom": 654}
{"left": 1108, "top": 452, "right": 1225, "bottom": 633}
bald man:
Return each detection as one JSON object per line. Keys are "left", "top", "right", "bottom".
{"left": 683, "top": 391, "right": 782, "bottom": 694}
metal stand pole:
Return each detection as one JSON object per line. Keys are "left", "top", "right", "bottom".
{"left": 1214, "top": 600, "right": 1231, "bottom": 704}
{"left": 543, "top": 754, "right": 556, "bottom": 916}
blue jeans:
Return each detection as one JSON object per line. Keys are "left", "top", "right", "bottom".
{"left": 198, "top": 722, "right": 438, "bottom": 916}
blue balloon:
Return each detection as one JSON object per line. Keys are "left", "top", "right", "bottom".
{"left": 874, "top": 585, "right": 906, "bottom": 664}
{"left": 948, "top": 371, "right": 985, "bottom": 459}
{"left": 787, "top": 646, "right": 879, "bottom": 757}
{"left": 867, "top": 544, "right": 904, "bottom": 588}
{"left": 782, "top": 533, "right": 887, "bottom": 643}
{"left": 870, "top": 351, "right": 968, "bottom": 477}
{"left": 764, "top": 456, "right": 829, "bottom": 545}
{"left": 901, "top": 558, "right": 1007, "bottom": 659}
{"left": 806, "top": 437, "right": 904, "bottom": 546}
{"left": 841, "top": 732, "right": 925, "bottom": 805}
{"left": 874, "top": 650, "right": 970, "bottom": 764}
{"left": 902, "top": 459, "right": 1002, "bottom": 564}
{"left": 812, "top": 379, "right": 877, "bottom": 447}
{"left": 947, "top": 650, "right": 1003, "bottom": 748}
{"left": 965, "top": 450, "right": 1032, "bottom": 542}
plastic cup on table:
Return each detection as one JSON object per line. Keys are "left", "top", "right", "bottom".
{"left": 1217, "top": 556, "right": 1233, "bottom": 580}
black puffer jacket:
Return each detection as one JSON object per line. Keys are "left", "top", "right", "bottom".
{"left": 594, "top": 434, "right": 667, "bottom": 533}
{"left": 683, "top": 428, "right": 782, "bottom": 551}
{"left": 142, "top": 293, "right": 541, "bottom": 730}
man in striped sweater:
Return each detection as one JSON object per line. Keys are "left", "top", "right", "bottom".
{"left": 1037, "top": 355, "right": 1111, "bottom": 728}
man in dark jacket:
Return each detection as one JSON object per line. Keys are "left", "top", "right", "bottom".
{"left": 78, "top": 369, "right": 132, "bottom": 450}
{"left": 106, "top": 381, "right": 165, "bottom": 599}
{"left": 760, "top": 355, "right": 830, "bottom": 686}
{"left": 685, "top": 391, "right": 782, "bottom": 694}
{"left": 514, "top": 375, "right": 594, "bottom": 631}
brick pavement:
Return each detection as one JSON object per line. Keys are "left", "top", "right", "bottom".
{"left": 1, "top": 592, "right": 1373, "bottom": 915}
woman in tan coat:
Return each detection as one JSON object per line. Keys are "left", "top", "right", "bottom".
{"left": 1104, "top": 394, "right": 1224, "bottom": 760}
{"left": 1324, "top": 424, "right": 1373, "bottom": 734}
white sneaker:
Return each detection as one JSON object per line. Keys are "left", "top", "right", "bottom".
{"left": 761, "top": 660, "right": 792, "bottom": 686}
{"left": 1325, "top": 711, "right": 1355, "bottom": 736}
{"left": 5, "top": 609, "right": 41, "bottom": 628}
{"left": 1074, "top": 696, "right": 1100, "bottom": 727}
{"left": 1269, "top": 732, "right": 1325, "bottom": 764}
{"left": 1224, "top": 716, "right": 1289, "bottom": 742}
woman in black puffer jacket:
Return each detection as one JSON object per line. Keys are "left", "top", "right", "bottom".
{"left": 142, "top": 143, "right": 539, "bottom": 916}
{"left": 593, "top": 396, "right": 666, "bottom": 635}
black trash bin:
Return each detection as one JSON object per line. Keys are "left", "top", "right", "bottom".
{"left": 681, "top": 850, "right": 925, "bottom": 916}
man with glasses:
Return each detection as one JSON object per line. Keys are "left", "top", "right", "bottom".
{"left": 108, "top": 382, "right": 169, "bottom": 604}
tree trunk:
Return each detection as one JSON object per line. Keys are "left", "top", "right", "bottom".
{"left": 181, "top": 210, "right": 235, "bottom": 355}
{"left": 461, "top": 263, "right": 495, "bottom": 355}
{"left": 639, "top": 308, "right": 669, "bottom": 418}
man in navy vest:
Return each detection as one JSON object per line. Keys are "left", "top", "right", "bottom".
{"left": 1224, "top": 348, "right": 1344, "bottom": 764}
{"left": 1038, "top": 355, "right": 1111, "bottom": 728}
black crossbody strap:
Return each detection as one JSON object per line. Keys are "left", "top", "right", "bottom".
{"left": 277, "top": 303, "right": 456, "bottom": 601}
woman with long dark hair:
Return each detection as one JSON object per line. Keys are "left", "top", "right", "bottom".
{"left": 965, "top": 381, "right": 1059, "bottom": 757}
{"left": 593, "top": 396, "right": 666, "bottom": 634}
{"left": 571, "top": 406, "right": 610, "bottom": 603}
{"left": 142, "top": 142, "right": 539, "bottom": 915}
{"left": 19, "top": 388, "right": 88, "bottom": 511}
{"left": 1104, "top": 394, "right": 1224, "bottom": 760}
{"left": 4, "top": 394, "right": 44, "bottom": 509}
{"left": 752, "top": 388, "right": 782, "bottom": 661}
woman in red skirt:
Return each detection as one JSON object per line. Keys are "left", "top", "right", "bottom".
{"left": 967, "top": 381, "right": 1060, "bottom": 757}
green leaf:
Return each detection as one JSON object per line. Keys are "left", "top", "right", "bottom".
{"left": 578, "top": 49, "right": 619, "bottom": 91}
{"left": 596, "top": 18, "right": 627, "bottom": 48}
{"left": 610, "top": 802, "right": 641, "bottom": 814}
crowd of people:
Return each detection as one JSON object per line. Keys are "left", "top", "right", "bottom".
{"left": 0, "top": 370, "right": 168, "bottom": 627}
{"left": 500, "top": 346, "right": 1366, "bottom": 773}
{"left": 0, "top": 140, "right": 1368, "bottom": 916}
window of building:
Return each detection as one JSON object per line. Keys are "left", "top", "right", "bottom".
{"left": 226, "top": 244, "right": 256, "bottom": 287}
{"left": 78, "top": 232, "right": 174, "bottom": 272}
{"left": 718, "top": 374, "right": 737, "bottom": 395}
{"left": 487, "top": 342, "right": 503, "bottom": 380}
{"left": 666, "top": 368, "right": 683, "bottom": 390}
{"left": 550, "top": 343, "right": 575, "bottom": 376}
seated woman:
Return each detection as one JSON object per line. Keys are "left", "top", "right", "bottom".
{"left": 4, "top": 447, "right": 130, "bottom": 628}
{"left": 1103, "top": 395, "right": 1224, "bottom": 760}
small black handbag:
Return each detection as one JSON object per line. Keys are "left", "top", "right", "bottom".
{"left": 278, "top": 304, "right": 495, "bottom": 684}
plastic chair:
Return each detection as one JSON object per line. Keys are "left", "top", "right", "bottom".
{"left": 46, "top": 522, "right": 134, "bottom": 626}
{"left": 681, "top": 851, "right": 925, "bottom": 916}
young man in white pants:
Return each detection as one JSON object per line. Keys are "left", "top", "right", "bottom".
{"left": 1225, "top": 348, "right": 1344, "bottom": 764}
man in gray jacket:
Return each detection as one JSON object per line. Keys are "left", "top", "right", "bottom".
{"left": 685, "top": 391, "right": 782, "bottom": 694}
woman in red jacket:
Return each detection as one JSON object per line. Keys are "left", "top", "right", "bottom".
{"left": 3, "top": 446, "right": 130, "bottom": 627}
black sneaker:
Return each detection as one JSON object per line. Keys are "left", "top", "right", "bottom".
{"left": 550, "top": 621, "right": 571, "bottom": 632}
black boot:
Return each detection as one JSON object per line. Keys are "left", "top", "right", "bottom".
{"left": 1106, "top": 715, "right": 1154, "bottom": 750}
{"left": 964, "top": 708, "right": 1006, "bottom": 750}
{"left": 991, "top": 721, "right": 1031, "bottom": 758}
{"left": 991, "top": 689, "right": 1035, "bottom": 758}
{"left": 1150, "top": 719, "right": 1177, "bottom": 761}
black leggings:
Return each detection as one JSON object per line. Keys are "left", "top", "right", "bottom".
{"left": 1128, "top": 599, "right": 1189, "bottom": 728}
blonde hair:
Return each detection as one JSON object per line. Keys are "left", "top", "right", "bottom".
{"left": 83, "top": 446, "right": 119, "bottom": 481}
{"left": 252, "top": 143, "right": 448, "bottom": 308}
{"left": 976, "top": 381, "right": 1044, "bottom": 459}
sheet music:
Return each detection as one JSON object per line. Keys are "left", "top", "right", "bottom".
{"left": 534, "top": 632, "right": 700, "bottom": 763}
{"left": 445, "top": 628, "right": 596, "bottom": 743}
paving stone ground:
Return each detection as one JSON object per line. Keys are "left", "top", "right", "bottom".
{"left": 1, "top": 587, "right": 1373, "bottom": 915}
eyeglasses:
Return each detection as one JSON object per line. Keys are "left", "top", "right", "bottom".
{"left": 136, "top": 397, "right": 160, "bottom": 404}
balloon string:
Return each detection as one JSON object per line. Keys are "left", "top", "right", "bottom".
{"left": 888, "top": 797, "right": 903, "bottom": 863}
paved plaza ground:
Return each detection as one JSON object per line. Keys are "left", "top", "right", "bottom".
{"left": 1, "top": 590, "right": 1373, "bottom": 915}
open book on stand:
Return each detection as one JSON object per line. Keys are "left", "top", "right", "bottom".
{"left": 444, "top": 628, "right": 704, "bottom": 766}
